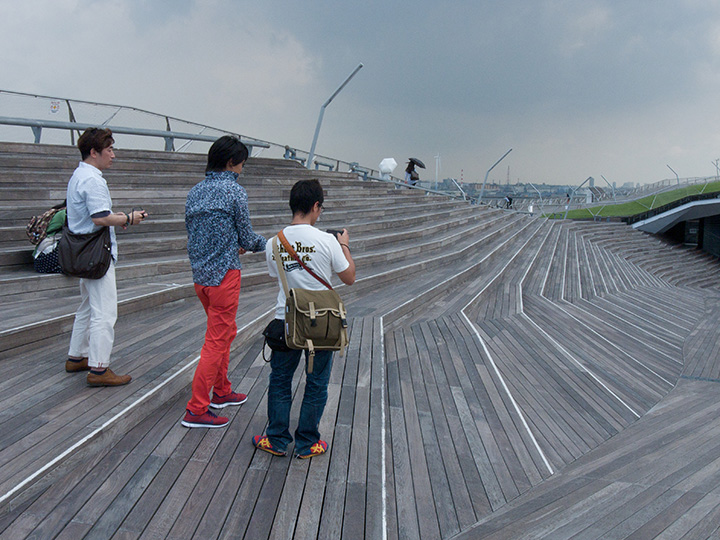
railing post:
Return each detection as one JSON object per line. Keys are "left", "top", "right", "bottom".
{"left": 67, "top": 100, "right": 78, "bottom": 145}
{"left": 164, "top": 117, "right": 175, "bottom": 152}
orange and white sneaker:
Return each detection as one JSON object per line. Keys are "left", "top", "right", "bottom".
{"left": 252, "top": 435, "right": 287, "bottom": 456}
{"left": 295, "top": 440, "right": 328, "bottom": 459}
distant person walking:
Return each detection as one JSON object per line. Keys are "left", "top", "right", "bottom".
{"left": 504, "top": 195, "right": 513, "bottom": 209}
{"left": 405, "top": 161, "right": 419, "bottom": 186}
{"left": 182, "top": 136, "right": 267, "bottom": 428}
{"left": 65, "top": 127, "right": 147, "bottom": 386}
{"left": 253, "top": 179, "right": 355, "bottom": 458}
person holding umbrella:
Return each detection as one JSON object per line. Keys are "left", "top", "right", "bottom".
{"left": 405, "top": 157, "right": 425, "bottom": 186}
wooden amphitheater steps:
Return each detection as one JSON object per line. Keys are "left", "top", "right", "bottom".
{"left": 0, "top": 140, "right": 491, "bottom": 355}
{"left": 375, "top": 219, "right": 720, "bottom": 538}
{"left": 3, "top": 141, "right": 720, "bottom": 537}
{"left": 0, "top": 141, "right": 519, "bottom": 515}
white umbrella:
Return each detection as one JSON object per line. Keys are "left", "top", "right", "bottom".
{"left": 379, "top": 157, "right": 397, "bottom": 174}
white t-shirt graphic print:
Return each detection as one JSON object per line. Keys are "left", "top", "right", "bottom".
{"left": 266, "top": 224, "right": 350, "bottom": 320}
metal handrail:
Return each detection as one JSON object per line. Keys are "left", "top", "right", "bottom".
{"left": 0, "top": 89, "right": 483, "bottom": 206}
{"left": 0, "top": 116, "right": 269, "bottom": 153}
{"left": 623, "top": 190, "right": 720, "bottom": 225}
{"left": 363, "top": 173, "right": 472, "bottom": 201}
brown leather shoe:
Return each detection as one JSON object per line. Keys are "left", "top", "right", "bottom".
{"left": 87, "top": 368, "right": 132, "bottom": 387}
{"left": 65, "top": 357, "right": 89, "bottom": 372}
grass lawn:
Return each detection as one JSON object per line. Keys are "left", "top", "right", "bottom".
{"left": 547, "top": 181, "right": 720, "bottom": 219}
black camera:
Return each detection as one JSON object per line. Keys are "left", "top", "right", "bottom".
{"left": 326, "top": 229, "right": 344, "bottom": 237}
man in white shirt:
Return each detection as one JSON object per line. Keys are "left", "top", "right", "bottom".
{"left": 253, "top": 179, "right": 355, "bottom": 459}
{"left": 65, "top": 128, "right": 147, "bottom": 386}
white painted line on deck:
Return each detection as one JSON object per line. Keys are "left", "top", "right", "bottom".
{"left": 517, "top": 241, "right": 642, "bottom": 418}
{"left": 379, "top": 316, "right": 388, "bottom": 540}
{"left": 0, "top": 309, "right": 272, "bottom": 506}
{"left": 520, "top": 312, "right": 641, "bottom": 419}
{"left": 568, "top": 299, "right": 682, "bottom": 363}
{"left": 4, "top": 284, "right": 188, "bottom": 335}
{"left": 550, "top": 300, "right": 674, "bottom": 387}
{"left": 459, "top": 220, "right": 555, "bottom": 476}
{"left": 460, "top": 311, "right": 555, "bottom": 476}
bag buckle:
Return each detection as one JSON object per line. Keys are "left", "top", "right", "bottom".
{"left": 306, "top": 340, "right": 315, "bottom": 373}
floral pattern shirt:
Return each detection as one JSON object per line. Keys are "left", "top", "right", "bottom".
{"left": 186, "top": 170, "right": 266, "bottom": 286}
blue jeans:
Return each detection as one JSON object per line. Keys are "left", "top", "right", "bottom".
{"left": 266, "top": 348, "right": 333, "bottom": 455}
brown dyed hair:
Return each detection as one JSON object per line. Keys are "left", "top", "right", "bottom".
{"left": 77, "top": 127, "right": 114, "bottom": 160}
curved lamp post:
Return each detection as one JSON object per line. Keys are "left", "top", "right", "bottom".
{"left": 600, "top": 175, "right": 617, "bottom": 203}
{"left": 478, "top": 148, "right": 512, "bottom": 203}
{"left": 564, "top": 176, "right": 593, "bottom": 220}
{"left": 306, "top": 63, "right": 364, "bottom": 169}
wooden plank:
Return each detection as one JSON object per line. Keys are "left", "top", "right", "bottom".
{"left": 473, "top": 318, "right": 575, "bottom": 469}
{"left": 291, "top": 381, "right": 341, "bottom": 540}
{"left": 76, "top": 454, "right": 167, "bottom": 539}
{"left": 655, "top": 493, "right": 720, "bottom": 539}
{"left": 449, "top": 315, "right": 526, "bottom": 501}
{"left": 384, "top": 330, "right": 420, "bottom": 540}
{"left": 163, "top": 352, "right": 271, "bottom": 539}
{"left": 418, "top": 322, "right": 477, "bottom": 531}
{"left": 502, "top": 314, "right": 630, "bottom": 435}
{"left": 476, "top": 320, "right": 590, "bottom": 465}
{"left": 429, "top": 319, "right": 493, "bottom": 517}
{"left": 450, "top": 476, "right": 604, "bottom": 540}
{"left": 524, "top": 295, "right": 669, "bottom": 408}
{"left": 365, "top": 317, "right": 387, "bottom": 540}
{"left": 343, "top": 318, "right": 372, "bottom": 537}
{"left": 458, "top": 319, "right": 545, "bottom": 488}
{"left": 392, "top": 328, "right": 441, "bottom": 540}
{"left": 407, "top": 323, "right": 461, "bottom": 538}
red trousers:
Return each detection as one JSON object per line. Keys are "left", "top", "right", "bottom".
{"left": 187, "top": 269, "right": 241, "bottom": 415}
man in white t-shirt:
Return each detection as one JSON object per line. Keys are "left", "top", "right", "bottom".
{"left": 253, "top": 179, "right": 355, "bottom": 459}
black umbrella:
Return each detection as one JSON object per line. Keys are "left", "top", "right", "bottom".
{"left": 408, "top": 157, "right": 426, "bottom": 169}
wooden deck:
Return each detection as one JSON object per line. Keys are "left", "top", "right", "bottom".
{"left": 1, "top": 220, "right": 718, "bottom": 539}
{"left": 2, "top": 143, "right": 720, "bottom": 538}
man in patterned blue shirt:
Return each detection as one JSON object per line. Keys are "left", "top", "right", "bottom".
{"left": 182, "top": 136, "right": 266, "bottom": 428}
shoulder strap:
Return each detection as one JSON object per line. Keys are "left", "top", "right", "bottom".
{"left": 272, "top": 236, "right": 291, "bottom": 297}
{"left": 277, "top": 229, "right": 333, "bottom": 290}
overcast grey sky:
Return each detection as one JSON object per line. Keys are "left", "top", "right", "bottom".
{"left": 3, "top": 0, "right": 720, "bottom": 185}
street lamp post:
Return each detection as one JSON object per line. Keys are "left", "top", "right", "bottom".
{"left": 564, "top": 176, "right": 593, "bottom": 220}
{"left": 600, "top": 175, "right": 617, "bottom": 203}
{"left": 526, "top": 181, "right": 545, "bottom": 215}
{"left": 306, "top": 63, "right": 364, "bottom": 170}
{"left": 478, "top": 148, "right": 512, "bottom": 203}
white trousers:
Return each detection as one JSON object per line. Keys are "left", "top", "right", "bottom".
{"left": 67, "top": 262, "right": 117, "bottom": 368}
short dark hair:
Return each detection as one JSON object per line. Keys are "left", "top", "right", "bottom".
{"left": 206, "top": 136, "right": 248, "bottom": 172}
{"left": 290, "top": 179, "right": 324, "bottom": 215}
{"left": 78, "top": 128, "right": 114, "bottom": 160}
